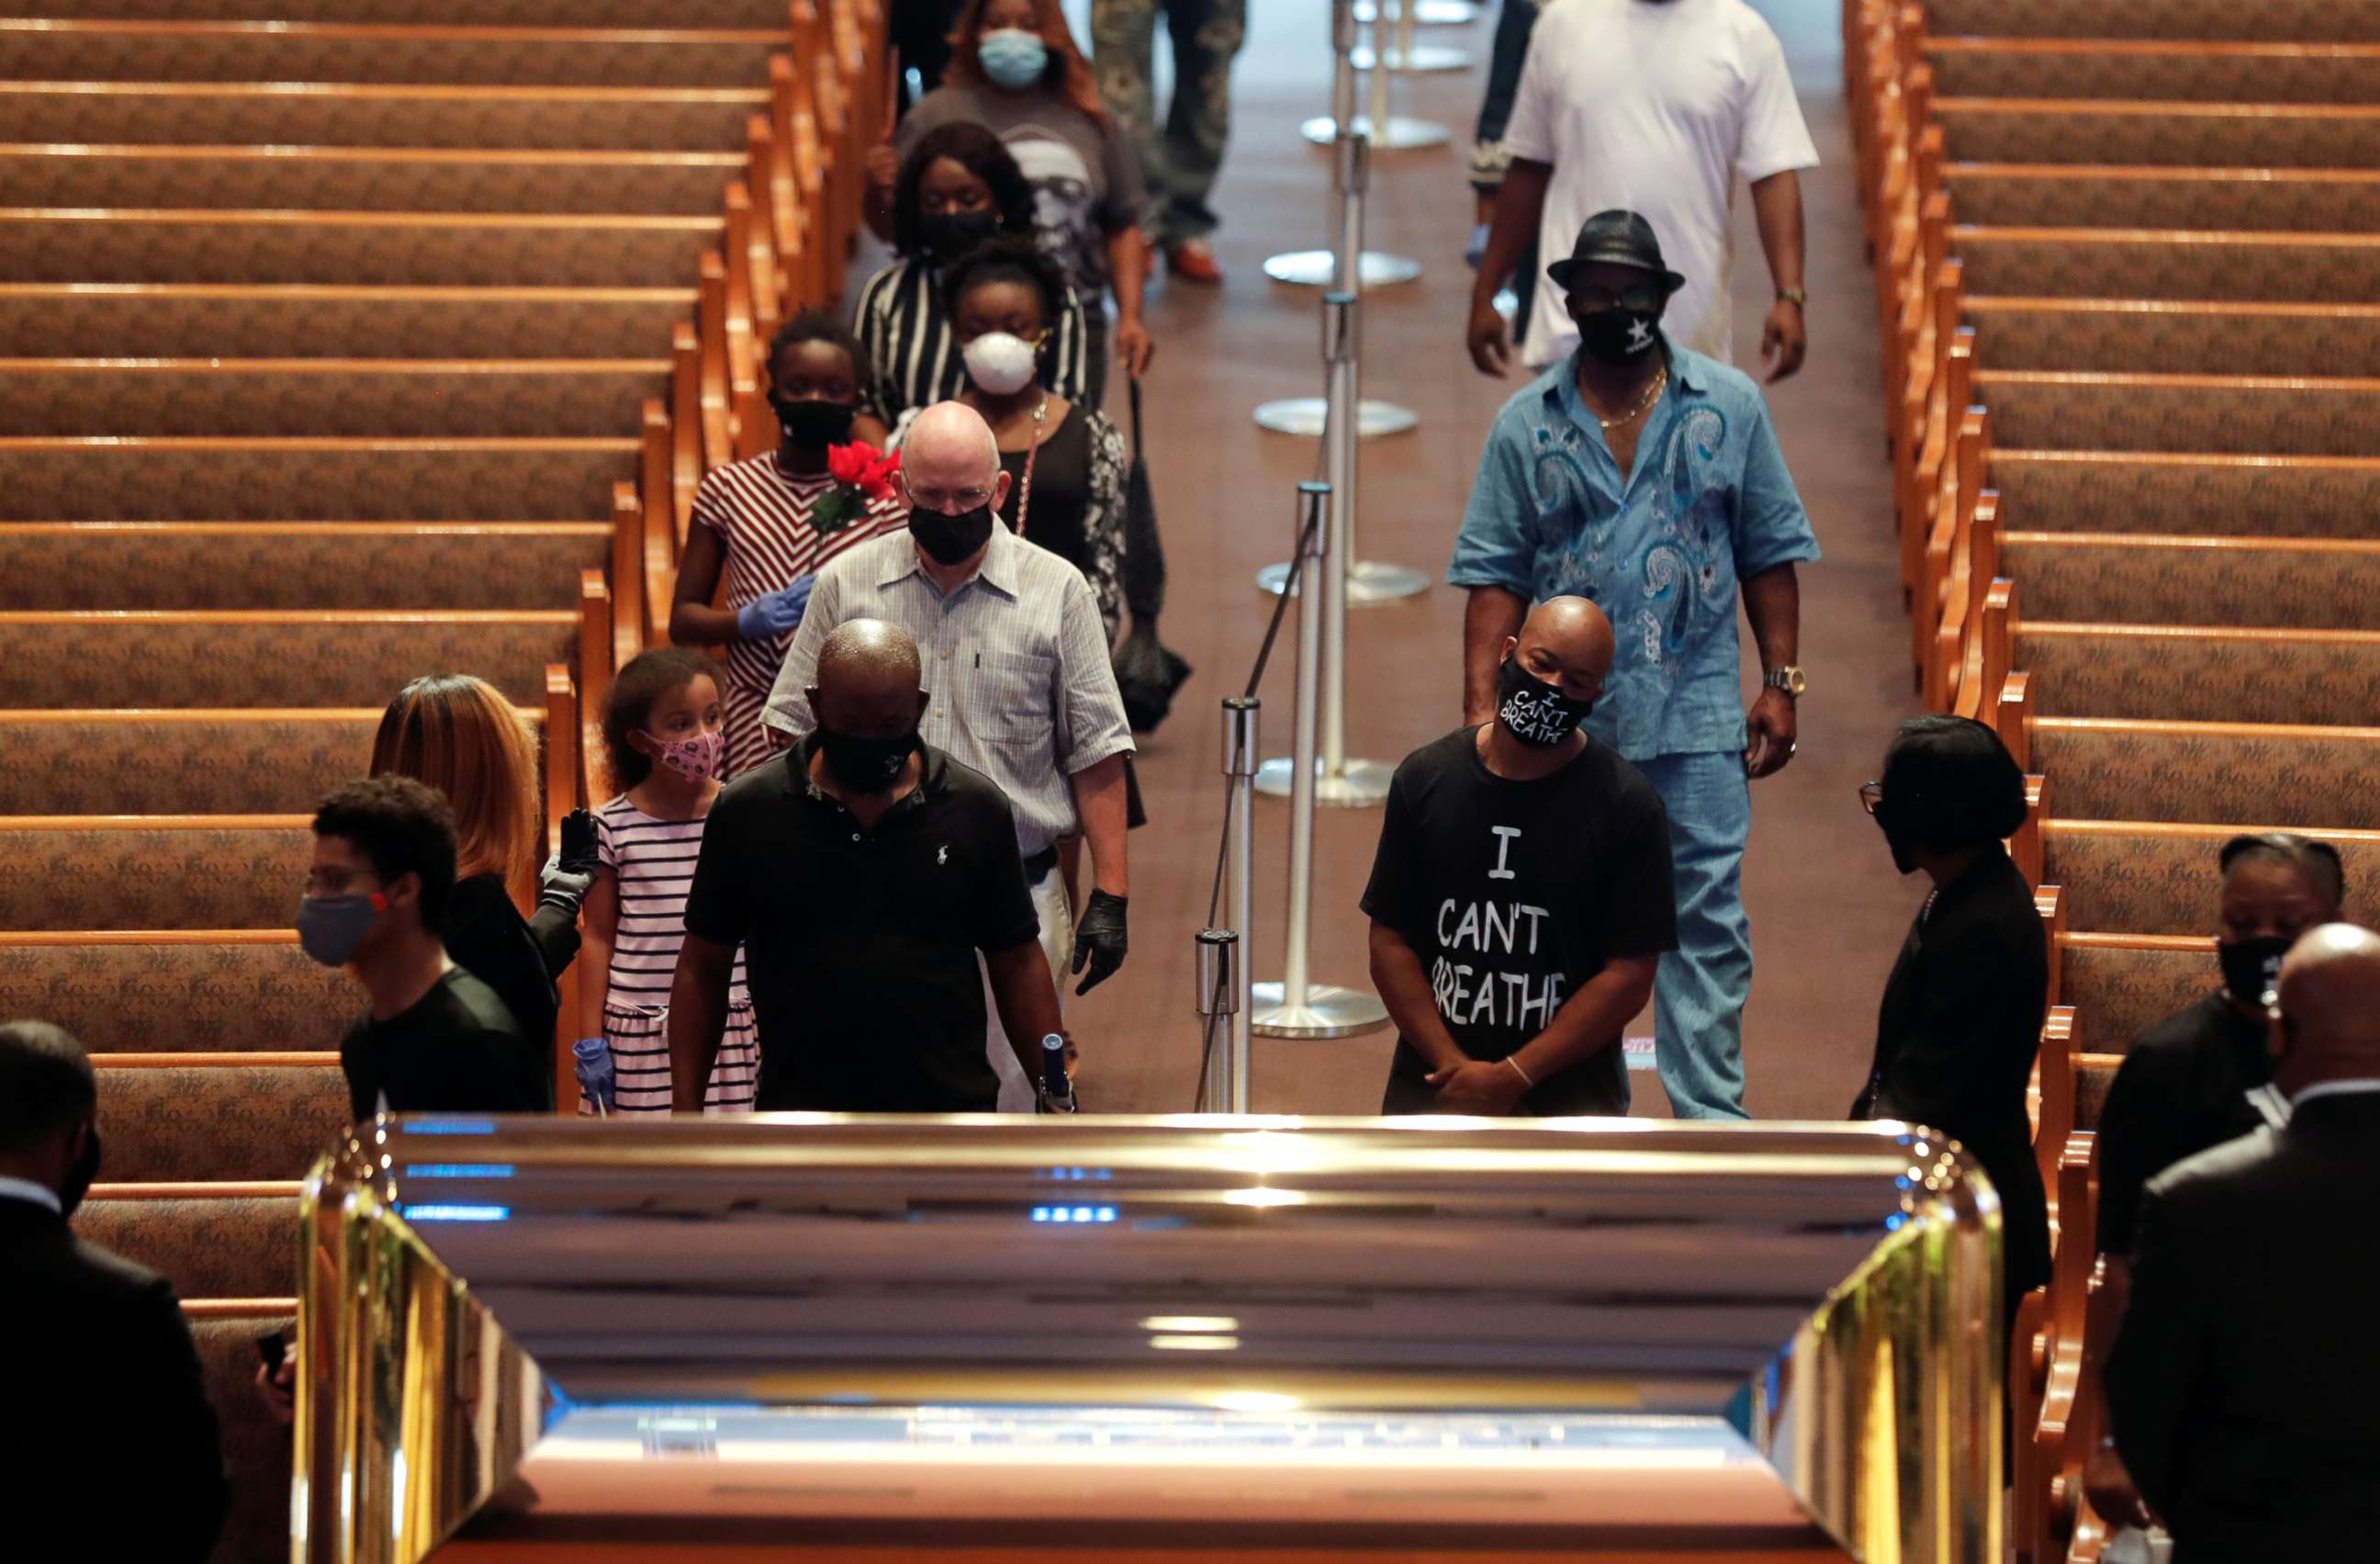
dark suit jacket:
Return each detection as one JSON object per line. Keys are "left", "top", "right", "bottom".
{"left": 1851, "top": 851, "right": 2053, "bottom": 1320}
{"left": 0, "top": 1194, "right": 228, "bottom": 1562}
{"left": 2105, "top": 1090, "right": 2380, "bottom": 1562}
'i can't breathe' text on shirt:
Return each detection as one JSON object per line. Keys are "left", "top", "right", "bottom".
{"left": 1362, "top": 726, "right": 1678, "bottom": 1115}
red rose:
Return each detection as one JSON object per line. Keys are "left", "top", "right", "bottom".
{"left": 859, "top": 448, "right": 903, "bottom": 501}
{"left": 825, "top": 441, "right": 873, "bottom": 486}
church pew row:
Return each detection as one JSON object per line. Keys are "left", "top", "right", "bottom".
{"left": 0, "top": 282, "right": 693, "bottom": 359}
{"left": 0, "top": 934, "right": 347, "bottom": 1052}
{"left": 0, "top": 19, "right": 785, "bottom": 88}
{"left": 0, "top": 208, "right": 720, "bottom": 289}
{"left": 2011, "top": 622, "right": 2380, "bottom": 726}
{"left": 0, "top": 359, "right": 666, "bottom": 439}
{"left": 1984, "top": 449, "right": 2380, "bottom": 540}
{"left": 92, "top": 1055, "right": 348, "bottom": 1180}
{"left": 0, "top": 436, "right": 635, "bottom": 520}
{"left": 2020, "top": 717, "right": 2380, "bottom": 830}
{"left": 1975, "top": 370, "right": 2380, "bottom": 457}
{"left": 1965, "top": 298, "right": 2380, "bottom": 379}
{"left": 186, "top": 1303, "right": 300, "bottom": 1564}
{"left": 1950, "top": 225, "right": 2380, "bottom": 303}
{"left": 76, "top": 1184, "right": 301, "bottom": 1300}
{"left": 1924, "top": 0, "right": 2380, "bottom": 40}
{"left": 0, "top": 143, "right": 747, "bottom": 217}
{"left": 2059, "top": 934, "right": 2215, "bottom": 1057}
{"left": 0, "top": 523, "right": 611, "bottom": 613}
{"left": 1947, "top": 165, "right": 2380, "bottom": 234}
{"left": 1938, "top": 100, "right": 2380, "bottom": 169}
{"left": 0, "top": 613, "right": 576, "bottom": 707}
{"left": 0, "top": 707, "right": 532, "bottom": 814}
{"left": 37, "top": 0, "right": 796, "bottom": 26}
{"left": 2043, "top": 821, "right": 2380, "bottom": 936}
{"left": 0, "top": 818, "right": 307, "bottom": 931}
{"left": 1998, "top": 534, "right": 2380, "bottom": 630}
{"left": 1923, "top": 39, "right": 2380, "bottom": 105}
{"left": 0, "top": 81, "right": 769, "bottom": 152}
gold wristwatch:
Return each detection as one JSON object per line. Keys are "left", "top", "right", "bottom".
{"left": 1776, "top": 287, "right": 1808, "bottom": 309}
{"left": 1764, "top": 666, "right": 1807, "bottom": 699}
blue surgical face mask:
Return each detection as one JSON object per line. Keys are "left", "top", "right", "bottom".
{"left": 977, "top": 28, "right": 1049, "bottom": 89}
{"left": 297, "top": 892, "right": 383, "bottom": 968}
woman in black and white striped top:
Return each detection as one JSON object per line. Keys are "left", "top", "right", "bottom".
{"left": 578, "top": 648, "right": 758, "bottom": 1113}
{"left": 856, "top": 120, "right": 1089, "bottom": 426}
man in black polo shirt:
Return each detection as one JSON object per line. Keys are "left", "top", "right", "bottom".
{"left": 668, "top": 618, "right": 1064, "bottom": 1111}
{"left": 1364, "top": 595, "right": 1677, "bottom": 1117}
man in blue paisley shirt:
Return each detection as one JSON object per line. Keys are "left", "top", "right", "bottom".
{"left": 1449, "top": 210, "right": 1818, "bottom": 1120}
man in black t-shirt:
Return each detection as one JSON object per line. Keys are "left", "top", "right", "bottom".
{"left": 1364, "top": 596, "right": 1677, "bottom": 1117}
{"left": 670, "top": 619, "right": 1066, "bottom": 1112}
{"left": 302, "top": 777, "right": 548, "bottom": 1119}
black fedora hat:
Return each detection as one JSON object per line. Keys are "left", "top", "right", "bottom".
{"left": 1544, "top": 209, "right": 1688, "bottom": 295}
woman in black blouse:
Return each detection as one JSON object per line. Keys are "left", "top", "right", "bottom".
{"left": 1851, "top": 714, "right": 2051, "bottom": 1333}
{"left": 369, "top": 674, "right": 593, "bottom": 1047}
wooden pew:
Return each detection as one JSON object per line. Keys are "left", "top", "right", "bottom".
{"left": 0, "top": 816, "right": 309, "bottom": 931}
{"left": 1987, "top": 450, "right": 2380, "bottom": 541}
{"left": 90, "top": 1053, "right": 348, "bottom": 1179}
{"left": 1976, "top": 369, "right": 2380, "bottom": 458}
{"left": 1948, "top": 164, "right": 2380, "bottom": 234}
{"left": 0, "top": 142, "right": 747, "bottom": 216}
{"left": 185, "top": 1298, "right": 305, "bottom": 1564}
{"left": 2024, "top": 716, "right": 2380, "bottom": 829}
{"left": 35, "top": 0, "right": 795, "bottom": 27}
{"left": 0, "top": 931, "right": 351, "bottom": 1051}
{"left": 0, "top": 610, "right": 579, "bottom": 707}
{"left": 1937, "top": 99, "right": 2380, "bottom": 169}
{"left": 2011, "top": 621, "right": 2380, "bottom": 726}
{"left": 75, "top": 1182, "right": 303, "bottom": 1300}
{"left": 0, "top": 435, "right": 637, "bottom": 521}
{"left": 1922, "top": 0, "right": 2380, "bottom": 42}
{"left": 0, "top": 209, "right": 723, "bottom": 288}
{"left": 0, "top": 18, "right": 788, "bottom": 89}
{"left": 0, "top": 80, "right": 771, "bottom": 152}
{"left": 1924, "top": 39, "right": 2380, "bottom": 105}
{"left": 2044, "top": 821, "right": 2380, "bottom": 935}
{"left": 1950, "top": 224, "right": 2380, "bottom": 303}
{"left": 0, "top": 359, "right": 667, "bottom": 439}
{"left": 2060, "top": 932, "right": 2217, "bottom": 1055}
{"left": 1965, "top": 297, "right": 2380, "bottom": 377}
{"left": 2001, "top": 534, "right": 2380, "bottom": 630}
{"left": 0, "top": 281, "right": 695, "bottom": 359}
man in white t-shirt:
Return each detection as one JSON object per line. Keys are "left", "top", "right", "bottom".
{"left": 1465, "top": 0, "right": 1818, "bottom": 381}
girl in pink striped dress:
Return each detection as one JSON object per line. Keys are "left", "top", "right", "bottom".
{"left": 669, "top": 312, "right": 908, "bottom": 775}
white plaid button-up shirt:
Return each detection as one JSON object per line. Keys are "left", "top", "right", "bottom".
{"left": 760, "top": 526, "right": 1135, "bottom": 857}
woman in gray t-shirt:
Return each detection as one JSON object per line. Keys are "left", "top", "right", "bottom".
{"left": 871, "top": 0, "right": 1154, "bottom": 407}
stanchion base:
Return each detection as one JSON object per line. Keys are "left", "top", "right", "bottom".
{"left": 1255, "top": 558, "right": 1432, "bottom": 605}
{"left": 1351, "top": 44, "right": 1472, "bottom": 72}
{"left": 1252, "top": 756, "right": 1395, "bottom": 806}
{"left": 1354, "top": 0, "right": 1480, "bottom": 24}
{"left": 1252, "top": 397, "right": 1418, "bottom": 438}
{"left": 1300, "top": 114, "right": 1451, "bottom": 151}
{"left": 1262, "top": 249, "right": 1422, "bottom": 288}
{"left": 1249, "top": 981, "right": 1391, "bottom": 1040}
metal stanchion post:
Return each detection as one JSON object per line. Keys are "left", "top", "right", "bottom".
{"left": 1355, "top": 0, "right": 1480, "bottom": 24}
{"left": 1356, "top": 0, "right": 1473, "bottom": 73}
{"left": 1266, "top": 0, "right": 1420, "bottom": 292}
{"left": 1301, "top": 0, "right": 1448, "bottom": 149}
{"left": 1194, "top": 929, "right": 1242, "bottom": 1113}
{"left": 1250, "top": 484, "right": 1390, "bottom": 1041}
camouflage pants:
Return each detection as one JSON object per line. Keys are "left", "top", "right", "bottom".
{"left": 1091, "top": 0, "right": 1245, "bottom": 248}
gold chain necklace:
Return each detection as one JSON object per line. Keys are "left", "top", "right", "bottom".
{"left": 1596, "top": 363, "right": 1667, "bottom": 431}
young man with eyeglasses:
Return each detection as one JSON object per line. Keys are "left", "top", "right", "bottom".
{"left": 761, "top": 400, "right": 1134, "bottom": 1111}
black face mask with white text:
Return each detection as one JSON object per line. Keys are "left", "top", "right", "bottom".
{"left": 1495, "top": 657, "right": 1593, "bottom": 748}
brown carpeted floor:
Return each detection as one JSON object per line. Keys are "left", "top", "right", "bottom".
{"left": 1027, "top": 0, "right": 1925, "bottom": 1118}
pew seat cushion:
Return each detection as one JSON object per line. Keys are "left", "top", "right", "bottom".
{"left": 95, "top": 1063, "right": 350, "bottom": 1181}
{"left": 75, "top": 1195, "right": 298, "bottom": 1300}
{"left": 0, "top": 937, "right": 347, "bottom": 1051}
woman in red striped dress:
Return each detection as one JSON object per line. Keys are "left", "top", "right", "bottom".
{"left": 669, "top": 313, "right": 909, "bottom": 774}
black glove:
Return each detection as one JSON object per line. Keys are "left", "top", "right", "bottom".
{"left": 538, "top": 807, "right": 601, "bottom": 916}
{"left": 1070, "top": 889, "right": 1128, "bottom": 996}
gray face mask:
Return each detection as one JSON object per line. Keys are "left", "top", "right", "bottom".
{"left": 296, "top": 893, "right": 381, "bottom": 967}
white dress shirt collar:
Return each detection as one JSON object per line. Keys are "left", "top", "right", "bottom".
{"left": 0, "top": 1175, "right": 63, "bottom": 1215}
{"left": 2290, "top": 1077, "right": 2380, "bottom": 1109}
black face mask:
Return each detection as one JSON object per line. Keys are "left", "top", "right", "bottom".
{"left": 919, "top": 208, "right": 999, "bottom": 260}
{"left": 2218, "top": 934, "right": 2293, "bottom": 1009}
{"left": 60, "top": 1125, "right": 100, "bottom": 1219}
{"left": 1495, "top": 656, "right": 1593, "bottom": 748}
{"left": 771, "top": 396, "right": 857, "bottom": 451}
{"left": 1574, "top": 305, "right": 1663, "bottom": 366}
{"left": 1870, "top": 799, "right": 1920, "bottom": 877}
{"left": 817, "top": 726, "right": 917, "bottom": 794}
{"left": 909, "top": 503, "right": 996, "bottom": 566}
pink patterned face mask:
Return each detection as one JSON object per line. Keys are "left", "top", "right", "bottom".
{"left": 643, "top": 728, "right": 724, "bottom": 782}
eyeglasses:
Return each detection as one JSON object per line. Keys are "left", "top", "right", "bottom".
{"left": 1858, "top": 782, "right": 1884, "bottom": 816}
{"left": 903, "top": 481, "right": 995, "bottom": 514}
{"left": 1569, "top": 284, "right": 1666, "bottom": 314}
{"left": 303, "top": 866, "right": 380, "bottom": 896}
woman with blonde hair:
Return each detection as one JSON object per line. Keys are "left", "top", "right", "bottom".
{"left": 870, "top": 0, "right": 1154, "bottom": 407}
{"left": 369, "top": 673, "right": 596, "bottom": 1045}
